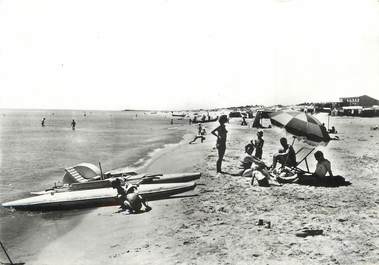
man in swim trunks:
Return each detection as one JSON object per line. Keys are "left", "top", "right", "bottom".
{"left": 270, "top": 137, "right": 296, "bottom": 169}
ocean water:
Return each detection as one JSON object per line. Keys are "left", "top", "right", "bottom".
{"left": 0, "top": 109, "right": 190, "bottom": 251}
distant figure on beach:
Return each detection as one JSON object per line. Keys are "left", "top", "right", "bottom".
{"left": 189, "top": 118, "right": 192, "bottom": 125}
{"left": 211, "top": 115, "right": 228, "bottom": 174}
{"left": 313, "top": 151, "right": 333, "bottom": 178}
{"left": 111, "top": 178, "right": 151, "bottom": 214}
{"left": 197, "top": 123, "right": 202, "bottom": 134}
{"left": 170, "top": 119, "right": 173, "bottom": 125}
{"left": 189, "top": 128, "right": 206, "bottom": 144}
{"left": 328, "top": 126, "right": 337, "bottom": 134}
{"left": 241, "top": 116, "right": 247, "bottom": 126}
{"left": 254, "top": 130, "right": 264, "bottom": 159}
{"left": 321, "top": 123, "right": 328, "bottom": 134}
{"left": 41, "top": 117, "right": 46, "bottom": 127}
{"left": 71, "top": 119, "right": 76, "bottom": 130}
{"left": 270, "top": 137, "right": 296, "bottom": 170}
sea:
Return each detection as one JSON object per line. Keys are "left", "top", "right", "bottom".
{"left": 0, "top": 109, "right": 190, "bottom": 256}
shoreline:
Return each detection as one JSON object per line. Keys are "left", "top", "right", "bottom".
{"left": 1, "top": 126, "right": 206, "bottom": 264}
{"left": 26, "top": 129, "right": 213, "bottom": 265}
{"left": 0, "top": 118, "right": 196, "bottom": 263}
{"left": 114, "top": 130, "right": 194, "bottom": 173}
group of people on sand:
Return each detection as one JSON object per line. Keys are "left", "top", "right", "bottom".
{"left": 113, "top": 114, "right": 337, "bottom": 214}
{"left": 242, "top": 137, "right": 333, "bottom": 186}
{"left": 211, "top": 115, "right": 334, "bottom": 186}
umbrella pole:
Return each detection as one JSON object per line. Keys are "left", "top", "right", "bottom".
{"left": 328, "top": 115, "right": 330, "bottom": 131}
{"left": 305, "top": 157, "right": 310, "bottom": 173}
{"left": 294, "top": 147, "right": 315, "bottom": 173}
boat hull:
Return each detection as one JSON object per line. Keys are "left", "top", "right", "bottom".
{"left": 30, "top": 172, "right": 201, "bottom": 195}
{"left": 2, "top": 182, "right": 196, "bottom": 211}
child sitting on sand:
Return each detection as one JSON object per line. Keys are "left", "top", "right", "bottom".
{"left": 111, "top": 178, "right": 151, "bottom": 214}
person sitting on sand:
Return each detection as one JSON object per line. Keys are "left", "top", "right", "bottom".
{"left": 234, "top": 145, "right": 275, "bottom": 186}
{"left": 231, "top": 142, "right": 256, "bottom": 176}
{"left": 111, "top": 178, "right": 151, "bottom": 214}
{"left": 254, "top": 130, "right": 264, "bottom": 159}
{"left": 243, "top": 159, "right": 279, "bottom": 187}
{"left": 313, "top": 151, "right": 333, "bottom": 178}
{"left": 189, "top": 128, "right": 206, "bottom": 144}
{"left": 270, "top": 137, "right": 296, "bottom": 170}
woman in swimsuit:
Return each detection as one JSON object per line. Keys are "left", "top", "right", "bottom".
{"left": 211, "top": 115, "right": 228, "bottom": 173}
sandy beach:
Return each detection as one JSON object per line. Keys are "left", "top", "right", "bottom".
{"left": 3, "top": 117, "right": 375, "bottom": 265}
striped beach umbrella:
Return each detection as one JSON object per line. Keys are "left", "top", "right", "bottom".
{"left": 269, "top": 111, "right": 331, "bottom": 145}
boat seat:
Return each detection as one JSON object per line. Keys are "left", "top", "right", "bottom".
{"left": 64, "top": 167, "right": 88, "bottom": 183}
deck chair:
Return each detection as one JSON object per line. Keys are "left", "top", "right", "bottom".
{"left": 290, "top": 146, "right": 315, "bottom": 174}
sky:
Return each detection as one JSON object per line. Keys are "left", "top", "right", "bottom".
{"left": 0, "top": 0, "right": 379, "bottom": 110}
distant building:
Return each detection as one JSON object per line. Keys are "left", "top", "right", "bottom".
{"left": 339, "top": 95, "right": 379, "bottom": 107}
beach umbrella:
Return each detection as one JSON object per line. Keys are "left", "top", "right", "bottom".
{"left": 269, "top": 111, "right": 331, "bottom": 146}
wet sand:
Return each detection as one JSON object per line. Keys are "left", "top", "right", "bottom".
{"left": 5, "top": 118, "right": 379, "bottom": 265}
